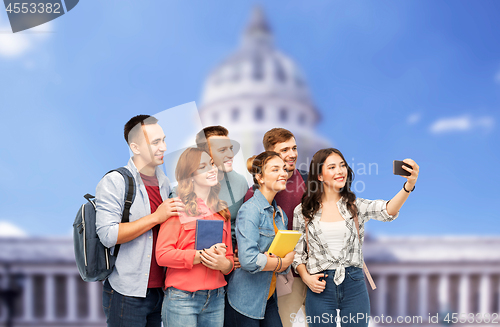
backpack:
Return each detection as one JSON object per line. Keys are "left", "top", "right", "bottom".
{"left": 73, "top": 167, "right": 136, "bottom": 282}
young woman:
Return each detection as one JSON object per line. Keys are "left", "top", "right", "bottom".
{"left": 156, "top": 148, "right": 234, "bottom": 327}
{"left": 293, "top": 148, "right": 419, "bottom": 327}
{"left": 226, "top": 151, "right": 296, "bottom": 327}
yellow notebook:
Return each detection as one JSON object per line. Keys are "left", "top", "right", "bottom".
{"left": 267, "top": 230, "right": 302, "bottom": 258}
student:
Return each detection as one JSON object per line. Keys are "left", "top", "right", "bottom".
{"left": 293, "top": 148, "right": 419, "bottom": 327}
{"left": 227, "top": 151, "right": 295, "bottom": 327}
{"left": 244, "top": 128, "right": 308, "bottom": 327}
{"left": 96, "top": 115, "right": 185, "bottom": 327}
{"left": 156, "top": 147, "right": 234, "bottom": 327}
{"left": 195, "top": 126, "right": 249, "bottom": 252}
{"left": 195, "top": 126, "right": 249, "bottom": 327}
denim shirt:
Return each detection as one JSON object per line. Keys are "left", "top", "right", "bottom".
{"left": 227, "top": 189, "right": 290, "bottom": 320}
{"left": 95, "top": 158, "right": 170, "bottom": 297}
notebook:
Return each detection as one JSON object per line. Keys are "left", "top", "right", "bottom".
{"left": 267, "top": 230, "right": 302, "bottom": 258}
{"left": 195, "top": 220, "right": 224, "bottom": 250}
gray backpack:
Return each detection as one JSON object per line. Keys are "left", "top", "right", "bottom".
{"left": 73, "top": 167, "right": 135, "bottom": 282}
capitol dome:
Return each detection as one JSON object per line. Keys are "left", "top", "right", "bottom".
{"left": 199, "top": 7, "right": 329, "bottom": 166}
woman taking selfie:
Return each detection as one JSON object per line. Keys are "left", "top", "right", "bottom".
{"left": 293, "top": 148, "right": 419, "bottom": 327}
{"left": 227, "top": 151, "right": 296, "bottom": 327}
{"left": 156, "top": 148, "right": 234, "bottom": 327}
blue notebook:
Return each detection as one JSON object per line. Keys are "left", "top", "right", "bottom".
{"left": 195, "top": 220, "right": 224, "bottom": 250}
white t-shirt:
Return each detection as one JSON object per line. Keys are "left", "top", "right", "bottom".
{"left": 319, "top": 220, "right": 348, "bottom": 270}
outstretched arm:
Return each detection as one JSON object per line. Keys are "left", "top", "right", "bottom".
{"left": 386, "top": 158, "right": 419, "bottom": 216}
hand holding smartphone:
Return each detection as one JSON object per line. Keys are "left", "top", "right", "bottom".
{"left": 393, "top": 160, "right": 412, "bottom": 176}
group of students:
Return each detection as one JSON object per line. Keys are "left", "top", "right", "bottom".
{"left": 95, "top": 114, "right": 419, "bottom": 327}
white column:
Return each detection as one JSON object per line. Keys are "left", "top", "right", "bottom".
{"left": 44, "top": 274, "right": 55, "bottom": 321}
{"left": 376, "top": 274, "right": 387, "bottom": 316}
{"left": 479, "top": 274, "right": 491, "bottom": 314}
{"left": 22, "top": 274, "right": 33, "bottom": 321}
{"left": 459, "top": 274, "right": 469, "bottom": 314}
{"left": 88, "top": 282, "right": 100, "bottom": 321}
{"left": 66, "top": 274, "right": 77, "bottom": 321}
{"left": 418, "top": 274, "right": 428, "bottom": 318}
{"left": 438, "top": 274, "right": 449, "bottom": 313}
{"left": 397, "top": 274, "right": 408, "bottom": 317}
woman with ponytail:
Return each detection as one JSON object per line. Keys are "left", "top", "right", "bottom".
{"left": 226, "top": 151, "right": 295, "bottom": 327}
{"left": 293, "top": 148, "right": 419, "bottom": 327}
{"left": 156, "top": 147, "right": 234, "bottom": 327}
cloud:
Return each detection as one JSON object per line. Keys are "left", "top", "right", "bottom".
{"left": 430, "top": 115, "right": 495, "bottom": 134}
{"left": 0, "top": 15, "right": 53, "bottom": 58}
{"left": 407, "top": 113, "right": 421, "bottom": 125}
{"left": 0, "top": 221, "right": 28, "bottom": 238}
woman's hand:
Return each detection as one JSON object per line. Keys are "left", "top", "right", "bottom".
{"left": 200, "top": 243, "right": 232, "bottom": 273}
{"left": 278, "top": 251, "right": 296, "bottom": 273}
{"left": 303, "top": 272, "right": 328, "bottom": 294}
{"left": 402, "top": 159, "right": 419, "bottom": 188}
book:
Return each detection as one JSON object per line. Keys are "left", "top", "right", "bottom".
{"left": 195, "top": 220, "right": 224, "bottom": 250}
{"left": 267, "top": 230, "right": 302, "bottom": 258}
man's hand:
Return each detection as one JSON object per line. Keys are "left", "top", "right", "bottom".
{"left": 154, "top": 197, "right": 185, "bottom": 224}
{"left": 233, "top": 249, "right": 241, "bottom": 269}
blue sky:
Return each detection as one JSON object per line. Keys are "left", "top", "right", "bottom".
{"left": 0, "top": 1, "right": 498, "bottom": 237}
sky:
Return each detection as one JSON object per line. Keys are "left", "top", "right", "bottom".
{"left": 0, "top": 0, "right": 498, "bottom": 237}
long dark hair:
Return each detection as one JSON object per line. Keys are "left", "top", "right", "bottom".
{"left": 301, "top": 148, "right": 357, "bottom": 224}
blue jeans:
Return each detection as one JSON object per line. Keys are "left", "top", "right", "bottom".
{"left": 162, "top": 286, "right": 225, "bottom": 327}
{"left": 102, "top": 279, "right": 163, "bottom": 327}
{"left": 305, "top": 267, "right": 370, "bottom": 327}
{"left": 226, "top": 292, "right": 283, "bottom": 327}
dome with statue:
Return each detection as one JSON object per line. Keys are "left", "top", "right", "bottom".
{"left": 199, "top": 7, "right": 329, "bottom": 165}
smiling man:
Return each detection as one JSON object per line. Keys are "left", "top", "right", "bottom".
{"left": 96, "top": 115, "right": 184, "bottom": 327}
{"left": 243, "top": 127, "right": 308, "bottom": 327}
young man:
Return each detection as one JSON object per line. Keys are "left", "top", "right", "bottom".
{"left": 244, "top": 128, "right": 308, "bottom": 327}
{"left": 96, "top": 115, "right": 184, "bottom": 327}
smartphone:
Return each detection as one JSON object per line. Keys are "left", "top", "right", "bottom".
{"left": 393, "top": 160, "right": 412, "bottom": 176}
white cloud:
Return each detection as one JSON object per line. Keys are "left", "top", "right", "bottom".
{"left": 407, "top": 113, "right": 421, "bottom": 125}
{"left": 430, "top": 115, "right": 495, "bottom": 134}
{"left": 0, "top": 221, "right": 28, "bottom": 238}
{"left": 0, "top": 15, "right": 53, "bottom": 58}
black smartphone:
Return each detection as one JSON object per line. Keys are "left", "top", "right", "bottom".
{"left": 393, "top": 160, "right": 412, "bottom": 176}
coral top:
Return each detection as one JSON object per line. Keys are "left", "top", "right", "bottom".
{"left": 156, "top": 198, "right": 234, "bottom": 292}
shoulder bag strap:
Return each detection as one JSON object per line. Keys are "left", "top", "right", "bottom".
{"left": 353, "top": 214, "right": 376, "bottom": 290}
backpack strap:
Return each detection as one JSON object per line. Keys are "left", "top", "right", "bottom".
{"left": 352, "top": 215, "right": 376, "bottom": 290}
{"left": 223, "top": 172, "right": 236, "bottom": 204}
{"left": 104, "top": 167, "right": 136, "bottom": 257}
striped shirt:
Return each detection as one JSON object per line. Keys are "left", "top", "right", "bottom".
{"left": 292, "top": 198, "right": 398, "bottom": 285}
